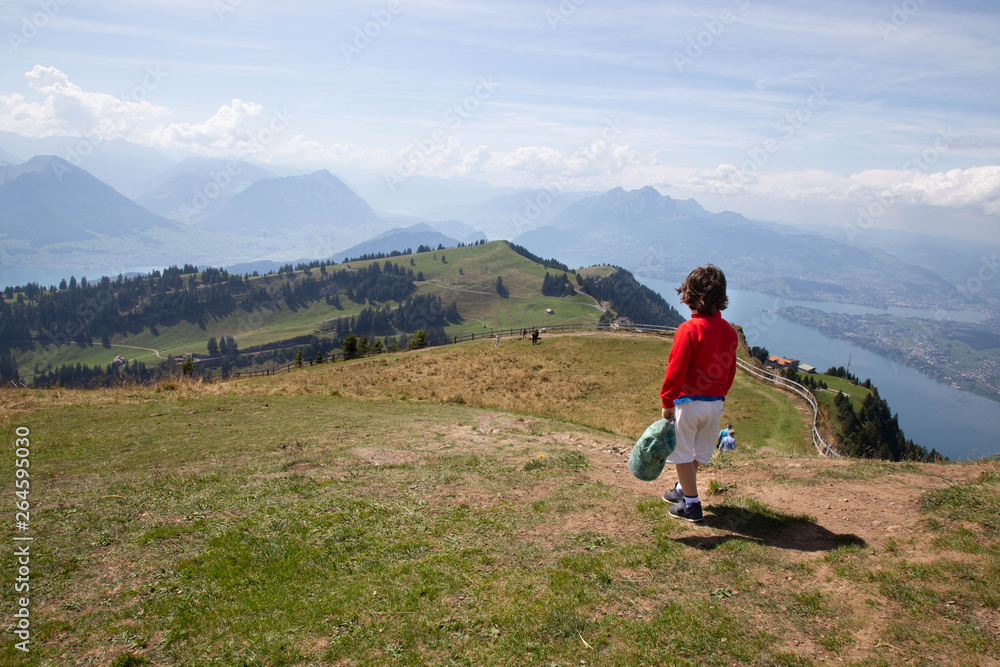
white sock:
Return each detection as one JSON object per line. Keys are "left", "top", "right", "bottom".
{"left": 684, "top": 495, "right": 700, "bottom": 506}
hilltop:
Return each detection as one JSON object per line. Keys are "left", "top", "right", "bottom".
{"left": 1, "top": 331, "right": 997, "bottom": 666}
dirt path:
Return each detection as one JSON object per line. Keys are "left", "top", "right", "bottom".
{"left": 586, "top": 444, "right": 994, "bottom": 553}
{"left": 111, "top": 343, "right": 165, "bottom": 359}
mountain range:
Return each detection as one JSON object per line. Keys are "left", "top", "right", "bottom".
{"left": 0, "top": 131, "right": 175, "bottom": 198}
{"left": 197, "top": 169, "right": 386, "bottom": 252}
{"left": 135, "top": 157, "right": 277, "bottom": 224}
{"left": 0, "top": 156, "right": 178, "bottom": 244}
{"left": 514, "top": 186, "right": 959, "bottom": 307}
{"left": 0, "top": 136, "right": 994, "bottom": 316}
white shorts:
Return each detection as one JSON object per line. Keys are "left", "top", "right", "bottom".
{"left": 666, "top": 400, "right": 725, "bottom": 465}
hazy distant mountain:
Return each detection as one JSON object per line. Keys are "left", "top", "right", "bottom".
{"left": 779, "top": 223, "right": 1000, "bottom": 302}
{"left": 0, "top": 146, "right": 23, "bottom": 166}
{"left": 136, "top": 158, "right": 277, "bottom": 223}
{"left": 427, "top": 219, "right": 488, "bottom": 243}
{"left": 335, "top": 224, "right": 463, "bottom": 261}
{"left": 0, "top": 132, "right": 175, "bottom": 198}
{"left": 515, "top": 186, "right": 958, "bottom": 307}
{"left": 340, "top": 168, "right": 525, "bottom": 215}
{"left": 198, "top": 169, "right": 390, "bottom": 256}
{"left": 0, "top": 156, "right": 179, "bottom": 244}
{"left": 374, "top": 213, "right": 487, "bottom": 244}
{"left": 418, "top": 189, "right": 596, "bottom": 239}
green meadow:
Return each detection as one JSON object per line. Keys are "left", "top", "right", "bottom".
{"left": 2, "top": 331, "right": 997, "bottom": 666}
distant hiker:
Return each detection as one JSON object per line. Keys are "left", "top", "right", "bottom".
{"left": 495, "top": 333, "right": 501, "bottom": 347}
{"left": 521, "top": 327, "right": 527, "bottom": 340}
{"left": 716, "top": 423, "right": 733, "bottom": 449}
{"left": 659, "top": 265, "right": 738, "bottom": 523}
{"left": 719, "top": 429, "right": 736, "bottom": 452}
{"left": 531, "top": 328, "right": 539, "bottom": 345}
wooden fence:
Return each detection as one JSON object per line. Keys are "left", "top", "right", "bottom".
{"left": 218, "top": 321, "right": 649, "bottom": 380}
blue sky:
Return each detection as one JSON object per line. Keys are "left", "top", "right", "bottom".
{"left": 2, "top": 0, "right": 999, "bottom": 239}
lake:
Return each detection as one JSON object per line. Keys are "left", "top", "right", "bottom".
{"left": 641, "top": 279, "right": 1000, "bottom": 461}
{"left": 0, "top": 267, "right": 159, "bottom": 290}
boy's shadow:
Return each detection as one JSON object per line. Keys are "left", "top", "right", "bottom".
{"left": 674, "top": 504, "right": 866, "bottom": 553}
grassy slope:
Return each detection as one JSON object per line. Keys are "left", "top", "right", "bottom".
{"left": 407, "top": 243, "right": 604, "bottom": 332}
{"left": 14, "top": 242, "right": 606, "bottom": 376}
{"left": 307, "top": 332, "right": 811, "bottom": 457}
{"left": 813, "top": 374, "right": 873, "bottom": 414}
{"left": 2, "top": 332, "right": 998, "bottom": 666}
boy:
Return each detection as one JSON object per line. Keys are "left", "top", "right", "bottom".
{"left": 719, "top": 429, "right": 736, "bottom": 452}
{"left": 659, "top": 265, "right": 738, "bottom": 523}
{"left": 716, "top": 423, "right": 733, "bottom": 449}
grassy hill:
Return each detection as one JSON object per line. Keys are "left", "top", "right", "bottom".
{"left": 10, "top": 241, "right": 615, "bottom": 380}
{"left": 405, "top": 241, "right": 607, "bottom": 333}
{"left": 2, "top": 330, "right": 998, "bottom": 666}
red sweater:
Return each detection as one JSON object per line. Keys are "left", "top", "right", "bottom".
{"left": 660, "top": 311, "right": 738, "bottom": 408}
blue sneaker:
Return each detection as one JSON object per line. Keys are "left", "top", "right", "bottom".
{"left": 668, "top": 501, "right": 704, "bottom": 523}
{"left": 661, "top": 482, "right": 684, "bottom": 504}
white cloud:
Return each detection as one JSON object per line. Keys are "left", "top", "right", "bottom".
{"left": 360, "top": 137, "right": 651, "bottom": 189}
{"left": 847, "top": 166, "right": 1000, "bottom": 215}
{"left": 144, "top": 99, "right": 269, "bottom": 155}
{"left": 643, "top": 162, "right": 1000, "bottom": 218}
{"left": 0, "top": 65, "right": 169, "bottom": 139}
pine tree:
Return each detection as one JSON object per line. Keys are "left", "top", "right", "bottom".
{"left": 342, "top": 334, "right": 358, "bottom": 360}
{"left": 407, "top": 330, "right": 427, "bottom": 350}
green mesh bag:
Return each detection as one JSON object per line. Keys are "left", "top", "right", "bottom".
{"left": 629, "top": 418, "right": 676, "bottom": 481}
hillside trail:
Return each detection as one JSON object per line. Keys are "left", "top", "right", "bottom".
{"left": 110, "top": 343, "right": 165, "bottom": 359}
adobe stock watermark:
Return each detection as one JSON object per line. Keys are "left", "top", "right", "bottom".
{"left": 545, "top": 0, "right": 585, "bottom": 31}
{"left": 509, "top": 116, "right": 628, "bottom": 236}
{"left": 673, "top": 0, "right": 751, "bottom": 73}
{"left": 213, "top": 0, "right": 244, "bottom": 19}
{"left": 742, "top": 296, "right": 792, "bottom": 345}
{"left": 340, "top": 0, "right": 404, "bottom": 64}
{"left": 8, "top": 0, "right": 71, "bottom": 53}
{"left": 51, "top": 65, "right": 167, "bottom": 181}
{"left": 12, "top": 426, "right": 34, "bottom": 653}
{"left": 718, "top": 84, "right": 831, "bottom": 200}
{"left": 175, "top": 107, "right": 292, "bottom": 223}
{"left": 942, "top": 255, "right": 998, "bottom": 313}
{"left": 385, "top": 75, "right": 498, "bottom": 192}
{"left": 878, "top": 0, "right": 928, "bottom": 40}
{"left": 633, "top": 243, "right": 681, "bottom": 286}
{"left": 843, "top": 127, "right": 957, "bottom": 246}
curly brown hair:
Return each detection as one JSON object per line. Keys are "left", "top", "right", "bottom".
{"left": 676, "top": 264, "right": 729, "bottom": 314}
